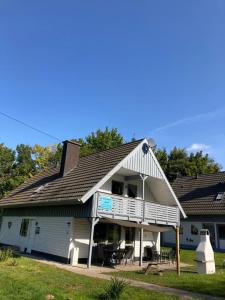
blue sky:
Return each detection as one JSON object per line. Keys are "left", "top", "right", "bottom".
{"left": 0, "top": 1, "right": 225, "bottom": 168}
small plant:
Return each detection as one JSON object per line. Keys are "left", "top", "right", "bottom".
{"left": 7, "top": 258, "right": 18, "bottom": 266}
{"left": 0, "top": 248, "right": 13, "bottom": 262}
{"left": 99, "top": 277, "right": 128, "bottom": 300}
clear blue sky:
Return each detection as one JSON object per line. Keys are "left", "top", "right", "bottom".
{"left": 0, "top": 1, "right": 225, "bottom": 168}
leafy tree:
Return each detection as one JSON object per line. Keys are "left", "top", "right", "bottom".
{"left": 73, "top": 127, "right": 124, "bottom": 157}
{"left": 14, "top": 144, "right": 36, "bottom": 177}
{"left": 155, "top": 146, "right": 221, "bottom": 181}
{"left": 155, "top": 148, "right": 168, "bottom": 174}
{"left": 0, "top": 144, "right": 15, "bottom": 197}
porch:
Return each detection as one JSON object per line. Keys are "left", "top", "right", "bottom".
{"left": 95, "top": 191, "right": 180, "bottom": 226}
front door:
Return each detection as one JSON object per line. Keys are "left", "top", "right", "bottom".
{"left": 202, "top": 223, "right": 216, "bottom": 248}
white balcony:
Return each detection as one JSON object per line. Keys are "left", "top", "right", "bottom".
{"left": 95, "top": 191, "right": 179, "bottom": 227}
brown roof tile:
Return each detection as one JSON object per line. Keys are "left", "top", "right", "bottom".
{"left": 172, "top": 172, "right": 225, "bottom": 215}
{"left": 0, "top": 139, "right": 143, "bottom": 208}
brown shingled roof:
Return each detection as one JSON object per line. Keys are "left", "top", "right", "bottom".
{"left": 172, "top": 172, "right": 225, "bottom": 215}
{"left": 0, "top": 139, "right": 143, "bottom": 208}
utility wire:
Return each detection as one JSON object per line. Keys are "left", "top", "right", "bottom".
{"left": 0, "top": 110, "right": 62, "bottom": 142}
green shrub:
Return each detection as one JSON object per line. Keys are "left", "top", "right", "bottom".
{"left": 99, "top": 277, "right": 128, "bottom": 300}
{"left": 0, "top": 248, "right": 13, "bottom": 262}
{"left": 7, "top": 258, "right": 18, "bottom": 266}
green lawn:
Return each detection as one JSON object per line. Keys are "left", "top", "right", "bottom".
{"left": 0, "top": 256, "right": 179, "bottom": 300}
{"left": 113, "top": 248, "right": 225, "bottom": 298}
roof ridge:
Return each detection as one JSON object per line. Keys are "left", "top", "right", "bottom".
{"left": 174, "top": 171, "right": 225, "bottom": 182}
{"left": 80, "top": 138, "right": 144, "bottom": 159}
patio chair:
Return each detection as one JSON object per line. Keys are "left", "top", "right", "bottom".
{"left": 121, "top": 246, "right": 134, "bottom": 265}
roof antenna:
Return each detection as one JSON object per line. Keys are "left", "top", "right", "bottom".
{"left": 147, "top": 138, "right": 157, "bottom": 151}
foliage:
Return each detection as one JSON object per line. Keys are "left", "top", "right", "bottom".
{"left": 73, "top": 127, "right": 124, "bottom": 157}
{"left": 99, "top": 277, "right": 128, "bottom": 300}
{"left": 155, "top": 147, "right": 221, "bottom": 181}
{"left": 0, "top": 248, "right": 13, "bottom": 262}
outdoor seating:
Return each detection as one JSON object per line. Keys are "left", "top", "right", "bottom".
{"left": 121, "top": 246, "right": 134, "bottom": 265}
{"left": 145, "top": 246, "right": 176, "bottom": 264}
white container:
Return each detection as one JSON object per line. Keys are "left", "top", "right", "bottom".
{"left": 70, "top": 247, "right": 79, "bottom": 266}
{"left": 196, "top": 229, "right": 215, "bottom": 274}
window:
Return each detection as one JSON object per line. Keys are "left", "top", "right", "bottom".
{"left": 125, "top": 228, "right": 135, "bottom": 244}
{"left": 94, "top": 223, "right": 121, "bottom": 243}
{"left": 20, "top": 219, "right": 29, "bottom": 237}
{"left": 111, "top": 180, "right": 124, "bottom": 195}
{"left": 215, "top": 192, "right": 224, "bottom": 201}
{"left": 191, "top": 225, "right": 198, "bottom": 235}
{"left": 218, "top": 225, "right": 225, "bottom": 240}
{"left": 127, "top": 184, "right": 138, "bottom": 198}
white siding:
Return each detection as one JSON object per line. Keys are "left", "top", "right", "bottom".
{"left": 134, "top": 229, "right": 160, "bottom": 258}
{"left": 32, "top": 217, "right": 72, "bottom": 258}
{"left": 70, "top": 218, "right": 90, "bottom": 259}
{"left": 122, "top": 145, "right": 163, "bottom": 179}
{"left": 163, "top": 221, "right": 202, "bottom": 248}
{"left": 0, "top": 216, "right": 21, "bottom": 247}
{"left": 0, "top": 216, "right": 72, "bottom": 259}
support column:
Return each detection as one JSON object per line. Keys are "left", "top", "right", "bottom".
{"left": 139, "top": 228, "right": 143, "bottom": 266}
{"left": 176, "top": 226, "right": 180, "bottom": 276}
{"left": 87, "top": 218, "right": 95, "bottom": 268}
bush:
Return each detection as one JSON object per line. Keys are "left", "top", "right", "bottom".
{"left": 0, "top": 248, "right": 13, "bottom": 262}
{"left": 99, "top": 277, "right": 128, "bottom": 300}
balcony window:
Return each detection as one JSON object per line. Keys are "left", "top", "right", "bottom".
{"left": 127, "top": 184, "right": 137, "bottom": 198}
{"left": 111, "top": 180, "right": 124, "bottom": 195}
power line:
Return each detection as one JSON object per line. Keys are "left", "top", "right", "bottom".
{"left": 0, "top": 111, "right": 62, "bottom": 142}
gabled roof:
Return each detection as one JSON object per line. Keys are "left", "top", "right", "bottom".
{"left": 0, "top": 140, "right": 143, "bottom": 208}
{"left": 172, "top": 172, "right": 225, "bottom": 215}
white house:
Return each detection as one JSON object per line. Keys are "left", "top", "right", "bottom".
{"left": 0, "top": 139, "right": 185, "bottom": 267}
{"left": 162, "top": 172, "right": 225, "bottom": 252}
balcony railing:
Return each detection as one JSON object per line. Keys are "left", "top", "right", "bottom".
{"left": 95, "top": 191, "right": 179, "bottom": 226}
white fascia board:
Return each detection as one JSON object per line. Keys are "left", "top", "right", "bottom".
{"left": 80, "top": 140, "right": 145, "bottom": 203}
{"left": 147, "top": 145, "right": 187, "bottom": 219}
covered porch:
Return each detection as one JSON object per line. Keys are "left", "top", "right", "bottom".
{"left": 86, "top": 216, "right": 181, "bottom": 275}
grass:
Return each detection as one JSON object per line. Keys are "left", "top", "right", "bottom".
{"left": 112, "top": 248, "right": 225, "bottom": 298}
{"left": 0, "top": 255, "right": 179, "bottom": 300}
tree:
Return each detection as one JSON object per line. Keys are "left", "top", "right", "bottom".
{"left": 188, "top": 151, "right": 221, "bottom": 176}
{"left": 155, "top": 146, "right": 222, "bottom": 181}
{"left": 155, "top": 148, "right": 168, "bottom": 174}
{"left": 73, "top": 127, "right": 124, "bottom": 157}
{"left": 0, "top": 144, "right": 15, "bottom": 197}
{"left": 33, "top": 144, "right": 62, "bottom": 171}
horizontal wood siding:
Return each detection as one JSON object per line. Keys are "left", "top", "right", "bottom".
{"left": 72, "top": 218, "right": 90, "bottom": 259}
{"left": 32, "top": 217, "right": 72, "bottom": 258}
{"left": 134, "top": 229, "right": 160, "bottom": 258}
{"left": 0, "top": 216, "right": 72, "bottom": 259}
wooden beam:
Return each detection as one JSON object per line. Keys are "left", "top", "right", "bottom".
{"left": 176, "top": 226, "right": 180, "bottom": 276}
